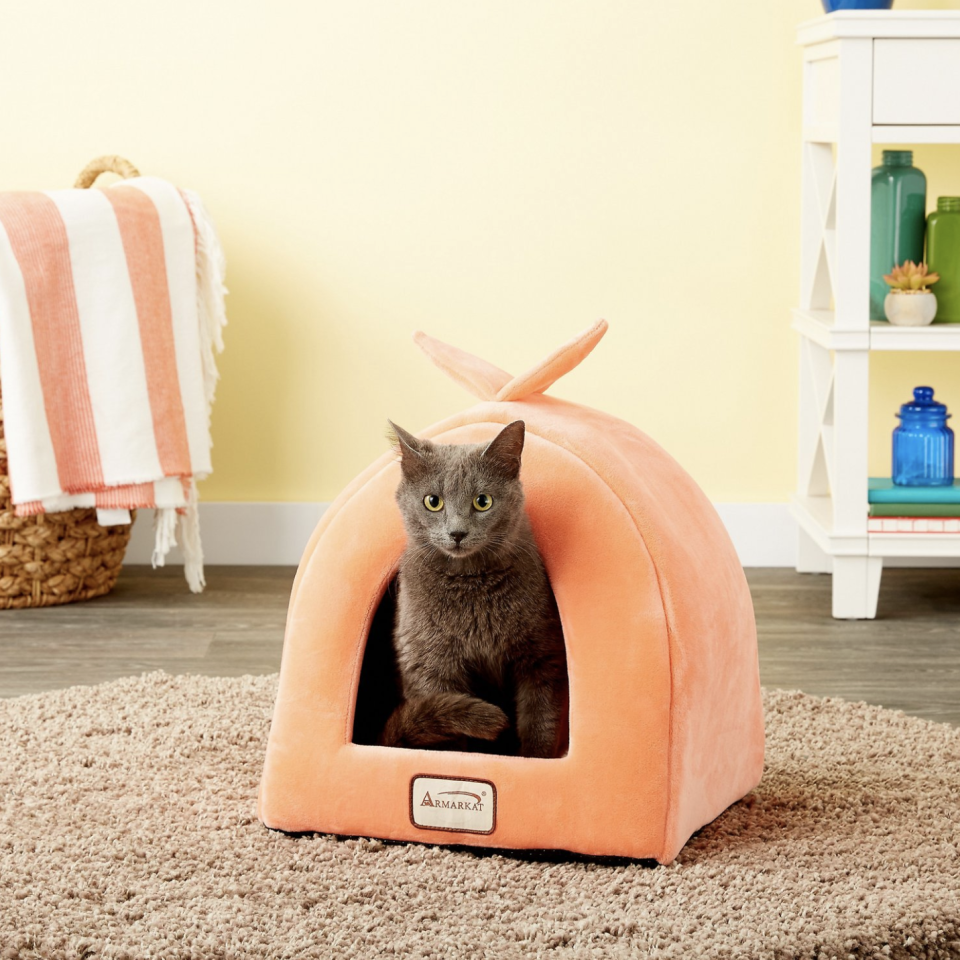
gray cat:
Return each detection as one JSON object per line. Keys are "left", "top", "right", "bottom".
{"left": 379, "top": 420, "right": 568, "bottom": 759}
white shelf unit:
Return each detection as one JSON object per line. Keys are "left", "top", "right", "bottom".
{"left": 795, "top": 12, "right": 960, "bottom": 619}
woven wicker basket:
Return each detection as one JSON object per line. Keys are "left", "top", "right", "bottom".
{"left": 0, "top": 156, "right": 141, "bottom": 610}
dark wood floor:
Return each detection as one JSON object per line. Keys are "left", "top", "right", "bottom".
{"left": 1, "top": 566, "right": 958, "bottom": 726}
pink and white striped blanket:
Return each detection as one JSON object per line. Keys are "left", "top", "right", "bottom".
{"left": 0, "top": 176, "right": 227, "bottom": 592}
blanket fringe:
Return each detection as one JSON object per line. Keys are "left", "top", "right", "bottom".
{"left": 151, "top": 508, "right": 178, "bottom": 570}
{"left": 181, "top": 188, "right": 227, "bottom": 413}
{"left": 148, "top": 189, "right": 226, "bottom": 593}
{"left": 179, "top": 480, "right": 206, "bottom": 594}
{"left": 150, "top": 480, "right": 205, "bottom": 595}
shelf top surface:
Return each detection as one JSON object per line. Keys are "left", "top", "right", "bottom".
{"left": 793, "top": 310, "right": 960, "bottom": 351}
{"left": 798, "top": 10, "right": 960, "bottom": 45}
{"left": 792, "top": 496, "right": 960, "bottom": 556}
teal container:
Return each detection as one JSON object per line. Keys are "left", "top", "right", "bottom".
{"left": 926, "top": 197, "right": 960, "bottom": 323}
{"left": 870, "top": 150, "right": 926, "bottom": 320}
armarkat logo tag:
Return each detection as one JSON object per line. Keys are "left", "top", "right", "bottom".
{"left": 410, "top": 776, "right": 496, "bottom": 834}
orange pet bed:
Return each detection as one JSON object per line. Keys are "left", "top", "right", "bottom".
{"left": 258, "top": 321, "right": 764, "bottom": 863}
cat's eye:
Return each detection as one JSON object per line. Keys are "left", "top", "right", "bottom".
{"left": 473, "top": 494, "right": 493, "bottom": 512}
{"left": 423, "top": 494, "right": 444, "bottom": 512}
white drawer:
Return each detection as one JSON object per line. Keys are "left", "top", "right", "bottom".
{"left": 873, "top": 39, "right": 960, "bottom": 125}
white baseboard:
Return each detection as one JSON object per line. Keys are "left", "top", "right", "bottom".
{"left": 126, "top": 502, "right": 328, "bottom": 567}
{"left": 124, "top": 501, "right": 959, "bottom": 568}
{"left": 712, "top": 504, "right": 797, "bottom": 567}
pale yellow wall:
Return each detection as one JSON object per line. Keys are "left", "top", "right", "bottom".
{"left": 1, "top": 1, "right": 957, "bottom": 504}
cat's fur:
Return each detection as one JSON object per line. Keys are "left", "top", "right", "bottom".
{"left": 379, "top": 420, "right": 568, "bottom": 758}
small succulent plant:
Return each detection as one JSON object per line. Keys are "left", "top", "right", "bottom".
{"left": 883, "top": 261, "right": 940, "bottom": 293}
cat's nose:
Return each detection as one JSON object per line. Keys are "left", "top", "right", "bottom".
{"left": 449, "top": 531, "right": 468, "bottom": 545}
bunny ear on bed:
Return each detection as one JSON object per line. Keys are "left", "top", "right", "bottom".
{"left": 412, "top": 331, "right": 513, "bottom": 401}
{"left": 495, "top": 319, "right": 608, "bottom": 402}
{"left": 413, "top": 319, "right": 608, "bottom": 403}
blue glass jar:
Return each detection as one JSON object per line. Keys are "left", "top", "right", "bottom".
{"left": 892, "top": 387, "right": 954, "bottom": 486}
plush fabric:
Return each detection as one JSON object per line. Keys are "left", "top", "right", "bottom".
{"left": 259, "top": 322, "right": 764, "bottom": 863}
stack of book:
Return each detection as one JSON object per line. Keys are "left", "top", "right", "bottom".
{"left": 868, "top": 478, "right": 960, "bottom": 533}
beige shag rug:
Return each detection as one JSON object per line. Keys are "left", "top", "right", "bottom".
{"left": 0, "top": 674, "right": 958, "bottom": 959}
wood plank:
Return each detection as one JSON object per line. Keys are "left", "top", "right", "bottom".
{"left": 0, "top": 565, "right": 958, "bottom": 727}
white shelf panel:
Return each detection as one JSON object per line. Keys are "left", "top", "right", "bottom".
{"left": 870, "top": 320, "right": 960, "bottom": 351}
{"left": 792, "top": 494, "right": 960, "bottom": 559}
{"left": 791, "top": 310, "right": 868, "bottom": 350}
{"left": 803, "top": 125, "right": 839, "bottom": 145}
{"left": 869, "top": 534, "right": 960, "bottom": 558}
{"left": 798, "top": 12, "right": 960, "bottom": 46}
{"left": 793, "top": 309, "right": 960, "bottom": 351}
{"left": 873, "top": 125, "right": 960, "bottom": 145}
{"left": 791, "top": 495, "right": 867, "bottom": 555}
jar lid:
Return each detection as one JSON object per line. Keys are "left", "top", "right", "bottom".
{"left": 897, "top": 386, "right": 950, "bottom": 419}
{"left": 882, "top": 150, "right": 913, "bottom": 167}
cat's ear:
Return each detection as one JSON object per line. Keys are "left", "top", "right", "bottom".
{"left": 481, "top": 420, "right": 525, "bottom": 479}
{"left": 388, "top": 421, "right": 433, "bottom": 480}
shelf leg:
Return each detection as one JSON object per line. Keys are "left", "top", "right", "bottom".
{"left": 797, "top": 526, "right": 832, "bottom": 574}
{"left": 831, "top": 555, "right": 882, "bottom": 620}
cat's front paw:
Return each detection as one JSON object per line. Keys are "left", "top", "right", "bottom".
{"left": 461, "top": 701, "right": 510, "bottom": 741}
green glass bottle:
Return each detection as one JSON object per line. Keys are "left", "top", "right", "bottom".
{"left": 926, "top": 197, "right": 960, "bottom": 324}
{"left": 870, "top": 150, "right": 927, "bottom": 321}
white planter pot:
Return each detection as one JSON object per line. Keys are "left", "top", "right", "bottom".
{"left": 884, "top": 291, "right": 937, "bottom": 326}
